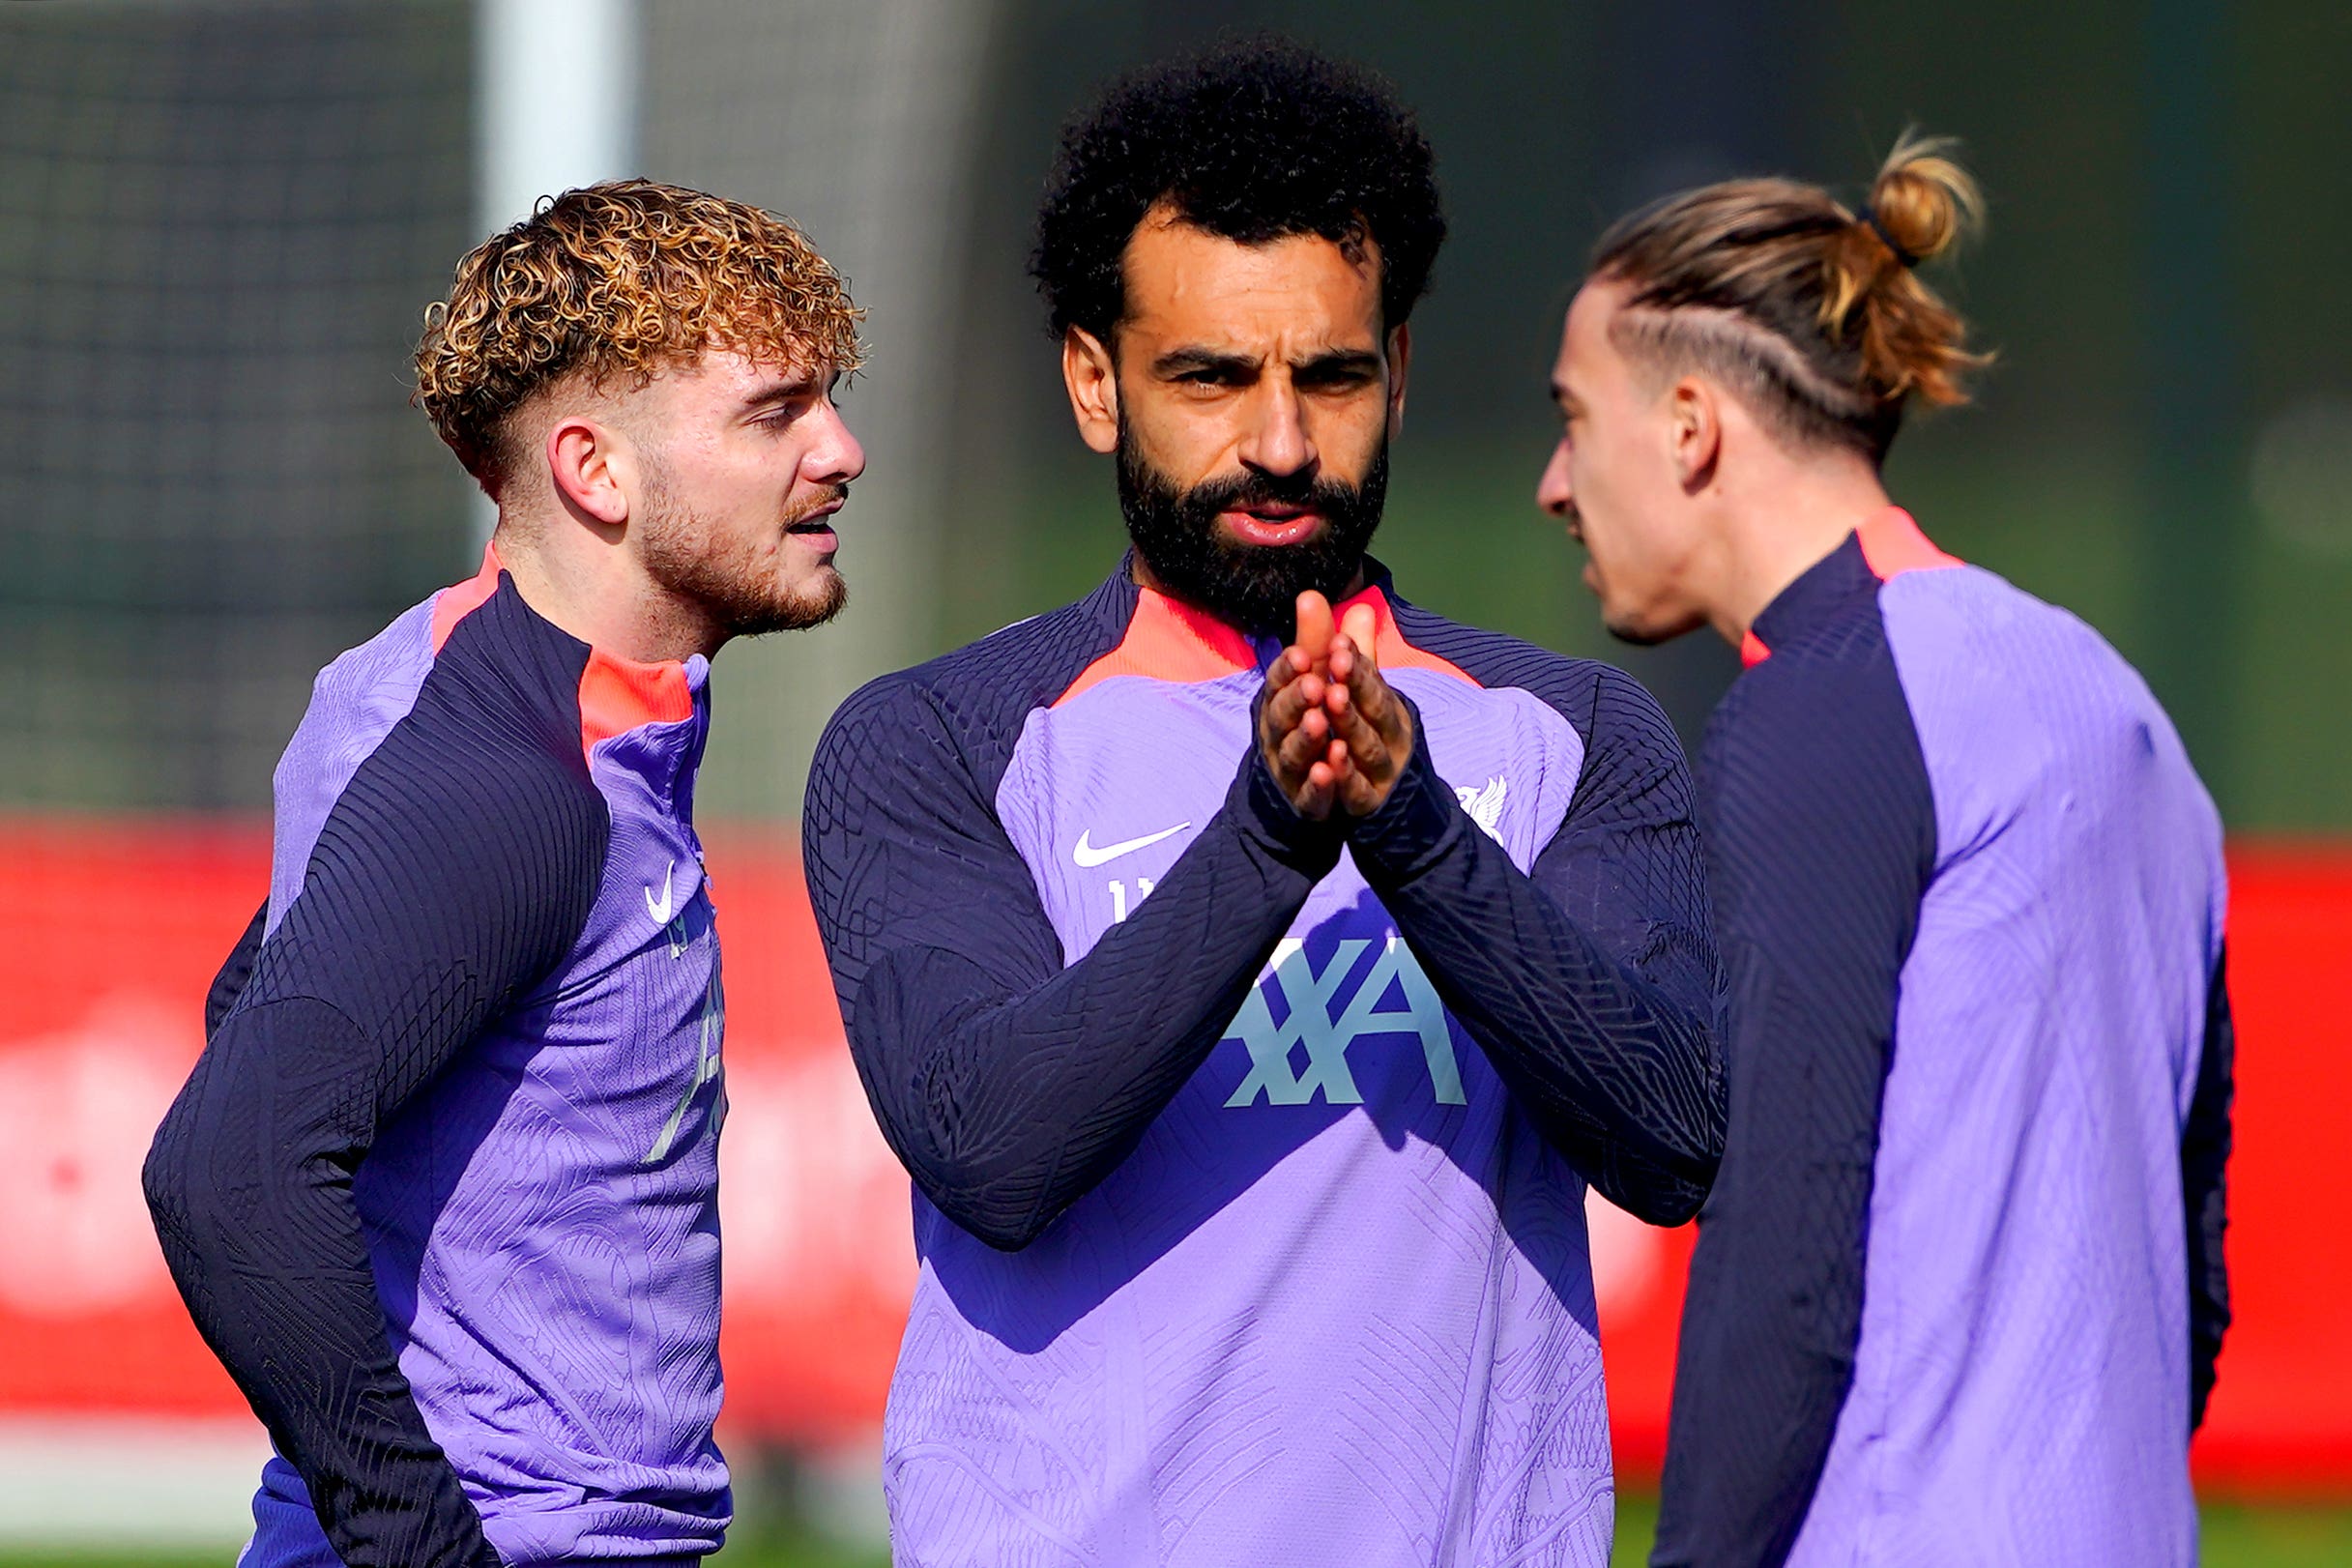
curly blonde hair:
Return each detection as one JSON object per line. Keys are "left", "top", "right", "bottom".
{"left": 415, "top": 179, "right": 865, "bottom": 495}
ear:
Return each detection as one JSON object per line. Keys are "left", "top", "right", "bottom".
{"left": 1669, "top": 376, "right": 1723, "bottom": 494}
{"left": 546, "top": 416, "right": 632, "bottom": 529}
{"left": 1384, "top": 322, "right": 1412, "bottom": 440}
{"left": 1061, "top": 327, "right": 1120, "bottom": 455}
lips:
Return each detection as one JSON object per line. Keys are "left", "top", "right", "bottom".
{"left": 786, "top": 497, "right": 842, "bottom": 549}
{"left": 1220, "top": 508, "right": 1325, "bottom": 547}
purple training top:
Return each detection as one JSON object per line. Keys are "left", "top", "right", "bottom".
{"left": 146, "top": 548, "right": 731, "bottom": 1568}
{"left": 1656, "top": 510, "right": 2229, "bottom": 1567}
{"left": 805, "top": 562, "right": 1727, "bottom": 1566}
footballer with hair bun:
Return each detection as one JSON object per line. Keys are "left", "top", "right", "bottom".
{"left": 1541, "top": 136, "right": 2232, "bottom": 1566}
{"left": 806, "top": 36, "right": 1725, "bottom": 1564}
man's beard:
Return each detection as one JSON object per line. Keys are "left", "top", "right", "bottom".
{"left": 639, "top": 478, "right": 849, "bottom": 640}
{"left": 1118, "top": 422, "right": 1388, "bottom": 638}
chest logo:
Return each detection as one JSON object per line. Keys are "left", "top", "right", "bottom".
{"left": 1224, "top": 935, "right": 1467, "bottom": 1109}
{"left": 645, "top": 966, "right": 725, "bottom": 1164}
{"left": 645, "top": 859, "right": 677, "bottom": 924}
{"left": 1456, "top": 776, "right": 1509, "bottom": 840}
{"left": 1073, "top": 822, "right": 1190, "bottom": 868}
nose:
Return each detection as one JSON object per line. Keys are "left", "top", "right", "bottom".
{"left": 807, "top": 401, "right": 866, "bottom": 487}
{"left": 1236, "top": 377, "right": 1317, "bottom": 481}
{"left": 1537, "top": 436, "right": 1574, "bottom": 519}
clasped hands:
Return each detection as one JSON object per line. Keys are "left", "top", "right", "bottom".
{"left": 1257, "top": 590, "right": 1415, "bottom": 821}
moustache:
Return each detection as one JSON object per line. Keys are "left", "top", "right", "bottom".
{"left": 784, "top": 484, "right": 849, "bottom": 531}
{"left": 1182, "top": 467, "right": 1355, "bottom": 523}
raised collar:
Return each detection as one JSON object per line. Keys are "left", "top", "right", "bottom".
{"left": 434, "top": 542, "right": 711, "bottom": 774}
{"left": 1052, "top": 553, "right": 1463, "bottom": 707}
{"left": 1741, "top": 508, "right": 1960, "bottom": 667}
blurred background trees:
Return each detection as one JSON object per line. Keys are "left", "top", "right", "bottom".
{"left": 6, "top": 0, "right": 2347, "bottom": 826}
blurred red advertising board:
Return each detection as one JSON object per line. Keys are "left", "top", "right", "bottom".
{"left": 2178, "top": 844, "right": 2352, "bottom": 1492}
{"left": 0, "top": 818, "right": 2342, "bottom": 1493}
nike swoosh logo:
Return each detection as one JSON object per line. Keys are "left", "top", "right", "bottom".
{"left": 645, "top": 859, "right": 677, "bottom": 924}
{"left": 1072, "top": 823, "right": 1190, "bottom": 868}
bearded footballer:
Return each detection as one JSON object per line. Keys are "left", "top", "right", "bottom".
{"left": 805, "top": 39, "right": 1726, "bottom": 1564}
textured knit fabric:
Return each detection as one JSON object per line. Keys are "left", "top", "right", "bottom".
{"left": 2182, "top": 951, "right": 2235, "bottom": 1433}
{"left": 804, "top": 557, "right": 1724, "bottom": 1566}
{"left": 144, "top": 549, "right": 731, "bottom": 1568}
{"left": 1653, "top": 512, "right": 2231, "bottom": 1568}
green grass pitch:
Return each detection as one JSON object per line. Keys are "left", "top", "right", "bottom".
{"left": 6, "top": 1495, "right": 2347, "bottom": 1566}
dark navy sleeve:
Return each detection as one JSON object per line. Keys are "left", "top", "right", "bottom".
{"left": 1346, "top": 665, "right": 1726, "bottom": 1224}
{"left": 144, "top": 704, "right": 608, "bottom": 1568}
{"left": 805, "top": 673, "right": 1343, "bottom": 1253}
{"left": 1648, "top": 649, "right": 1933, "bottom": 1568}
{"left": 204, "top": 898, "right": 268, "bottom": 1037}
{"left": 2183, "top": 945, "right": 2234, "bottom": 1432}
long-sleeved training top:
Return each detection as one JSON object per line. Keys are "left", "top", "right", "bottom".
{"left": 143, "top": 547, "right": 731, "bottom": 1568}
{"left": 1652, "top": 508, "right": 2232, "bottom": 1568}
{"left": 803, "top": 556, "right": 1726, "bottom": 1566}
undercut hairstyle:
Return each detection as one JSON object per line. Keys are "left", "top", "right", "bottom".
{"left": 1591, "top": 131, "right": 1989, "bottom": 463}
{"left": 415, "top": 178, "right": 864, "bottom": 498}
{"left": 1031, "top": 35, "right": 1445, "bottom": 343}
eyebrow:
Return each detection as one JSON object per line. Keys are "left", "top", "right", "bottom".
{"left": 740, "top": 370, "right": 827, "bottom": 411}
{"left": 1294, "top": 348, "right": 1386, "bottom": 378}
{"left": 1148, "top": 346, "right": 1386, "bottom": 379}
{"left": 1150, "top": 347, "right": 1259, "bottom": 379}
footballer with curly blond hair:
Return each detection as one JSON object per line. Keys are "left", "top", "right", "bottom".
{"left": 144, "top": 180, "right": 864, "bottom": 1568}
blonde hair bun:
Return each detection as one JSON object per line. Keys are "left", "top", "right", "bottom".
{"left": 1590, "top": 131, "right": 1990, "bottom": 461}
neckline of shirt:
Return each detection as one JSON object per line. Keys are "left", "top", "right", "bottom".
{"left": 1742, "top": 508, "right": 1960, "bottom": 668}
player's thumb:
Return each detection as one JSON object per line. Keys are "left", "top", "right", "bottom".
{"left": 1340, "top": 603, "right": 1379, "bottom": 671}
{"left": 1294, "top": 592, "right": 1335, "bottom": 661}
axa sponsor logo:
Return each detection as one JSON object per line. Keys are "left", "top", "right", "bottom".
{"left": 1223, "top": 934, "right": 1466, "bottom": 1108}
{"left": 645, "top": 964, "right": 725, "bottom": 1165}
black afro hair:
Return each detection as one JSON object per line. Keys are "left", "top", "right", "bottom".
{"left": 1031, "top": 35, "right": 1446, "bottom": 342}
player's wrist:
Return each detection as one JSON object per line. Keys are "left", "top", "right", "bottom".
{"left": 1231, "top": 730, "right": 1347, "bottom": 876}
{"left": 1342, "top": 695, "right": 1455, "bottom": 882}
